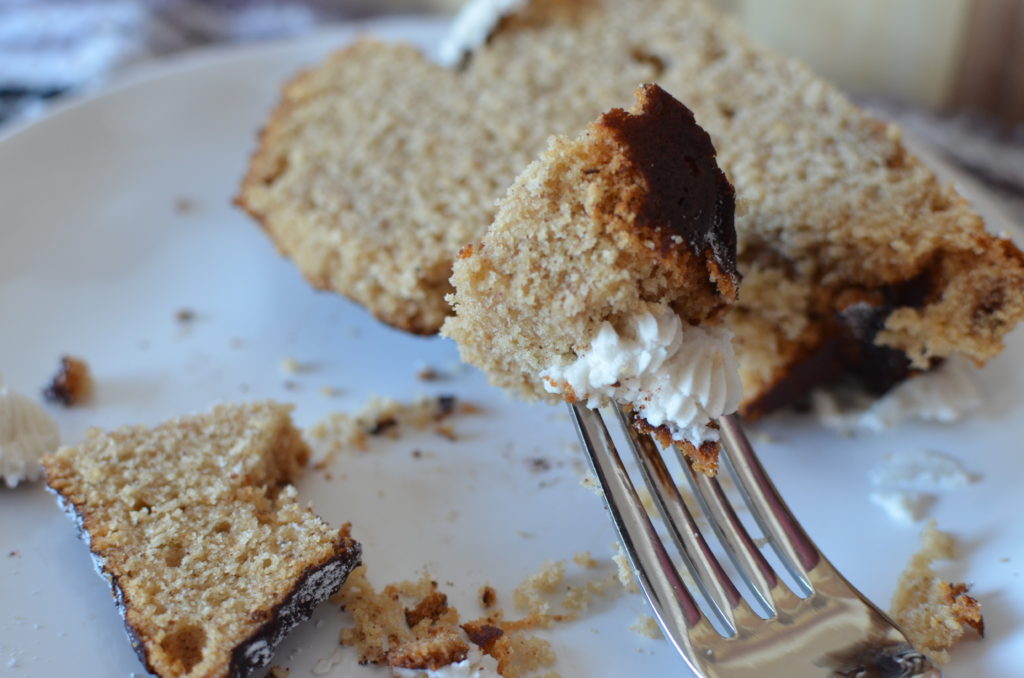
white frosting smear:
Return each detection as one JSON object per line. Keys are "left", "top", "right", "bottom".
{"left": 392, "top": 645, "right": 501, "bottom": 678}
{"left": 812, "top": 357, "right": 981, "bottom": 433}
{"left": 437, "top": 0, "right": 527, "bottom": 67}
{"left": 541, "top": 305, "right": 743, "bottom": 445}
{"left": 0, "top": 377, "right": 60, "bottom": 488}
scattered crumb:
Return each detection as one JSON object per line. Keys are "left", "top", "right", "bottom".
{"left": 42, "top": 355, "right": 92, "bottom": 406}
{"left": 320, "top": 386, "right": 341, "bottom": 398}
{"left": 266, "top": 666, "right": 290, "bottom": 678}
{"left": 513, "top": 561, "right": 566, "bottom": 617}
{"left": 999, "top": 557, "right": 1010, "bottom": 563}
{"left": 612, "top": 542, "right": 639, "bottom": 594}
{"left": 481, "top": 586, "right": 497, "bottom": 609}
{"left": 416, "top": 366, "right": 444, "bottom": 381}
{"left": 174, "top": 307, "right": 195, "bottom": 324}
{"left": 307, "top": 394, "right": 478, "bottom": 468}
{"left": 173, "top": 196, "right": 195, "bottom": 213}
{"left": 629, "top": 615, "right": 662, "bottom": 639}
{"left": 8, "top": 551, "right": 17, "bottom": 558}
{"left": 890, "top": 522, "right": 984, "bottom": 664}
{"left": 335, "top": 564, "right": 552, "bottom": 678}
{"left": 282, "top": 380, "right": 299, "bottom": 391}
{"left": 527, "top": 457, "right": 552, "bottom": 473}
{"left": 572, "top": 552, "right": 598, "bottom": 568}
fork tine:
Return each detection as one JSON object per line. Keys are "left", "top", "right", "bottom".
{"left": 568, "top": 404, "right": 706, "bottom": 665}
{"left": 613, "top": 405, "right": 743, "bottom": 634}
{"left": 718, "top": 414, "right": 819, "bottom": 596}
{"left": 674, "top": 449, "right": 780, "bottom": 618}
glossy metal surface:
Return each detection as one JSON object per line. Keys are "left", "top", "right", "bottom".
{"left": 569, "top": 404, "right": 942, "bottom": 678}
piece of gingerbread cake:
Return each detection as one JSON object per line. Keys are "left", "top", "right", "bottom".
{"left": 236, "top": 0, "right": 1024, "bottom": 417}
{"left": 43, "top": 401, "right": 361, "bottom": 678}
{"left": 443, "top": 84, "right": 741, "bottom": 473}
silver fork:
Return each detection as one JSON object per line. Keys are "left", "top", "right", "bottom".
{"left": 569, "top": 403, "right": 940, "bottom": 678}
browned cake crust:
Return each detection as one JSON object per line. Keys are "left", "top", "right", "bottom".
{"left": 43, "top": 402, "right": 361, "bottom": 678}
{"left": 237, "top": 0, "right": 1024, "bottom": 414}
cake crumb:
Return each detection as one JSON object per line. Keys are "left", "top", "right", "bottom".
{"left": 572, "top": 552, "right": 598, "bottom": 568}
{"left": 416, "top": 366, "right": 444, "bottom": 381}
{"left": 320, "top": 386, "right": 341, "bottom": 398}
{"left": 629, "top": 615, "right": 662, "bottom": 639}
{"left": 335, "top": 564, "right": 554, "bottom": 677}
{"left": 889, "top": 522, "right": 984, "bottom": 663}
{"left": 42, "top": 355, "right": 92, "bottom": 406}
{"left": 480, "top": 586, "right": 497, "bottom": 609}
{"left": 308, "top": 395, "right": 477, "bottom": 468}
{"left": 513, "top": 561, "right": 566, "bottom": 616}
{"left": 612, "top": 542, "right": 639, "bottom": 594}
{"left": 266, "top": 666, "right": 290, "bottom": 678}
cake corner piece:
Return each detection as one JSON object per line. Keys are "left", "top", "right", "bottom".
{"left": 42, "top": 401, "right": 361, "bottom": 678}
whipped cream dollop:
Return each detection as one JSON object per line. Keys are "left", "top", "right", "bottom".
{"left": 811, "top": 357, "right": 981, "bottom": 433}
{"left": 392, "top": 644, "right": 501, "bottom": 678}
{"left": 436, "top": 0, "right": 527, "bottom": 67}
{"left": 541, "top": 306, "right": 743, "bottom": 445}
{"left": 0, "top": 378, "right": 60, "bottom": 488}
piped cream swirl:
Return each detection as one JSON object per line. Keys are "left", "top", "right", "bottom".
{"left": 541, "top": 305, "right": 742, "bottom": 444}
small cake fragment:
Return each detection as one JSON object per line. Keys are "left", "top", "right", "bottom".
{"left": 443, "top": 84, "right": 741, "bottom": 473}
{"left": 42, "top": 355, "right": 93, "bottom": 406}
{"left": 0, "top": 378, "right": 60, "bottom": 488}
{"left": 890, "top": 522, "right": 984, "bottom": 663}
{"left": 42, "top": 401, "right": 361, "bottom": 678}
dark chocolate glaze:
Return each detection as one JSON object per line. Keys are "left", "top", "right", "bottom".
{"left": 742, "top": 271, "right": 938, "bottom": 418}
{"left": 599, "top": 83, "right": 737, "bottom": 278}
{"left": 228, "top": 541, "right": 362, "bottom": 678}
{"left": 46, "top": 482, "right": 361, "bottom": 678}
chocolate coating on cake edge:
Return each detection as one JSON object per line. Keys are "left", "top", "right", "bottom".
{"left": 741, "top": 271, "right": 939, "bottom": 418}
{"left": 46, "top": 482, "right": 361, "bottom": 678}
{"left": 598, "top": 83, "right": 737, "bottom": 278}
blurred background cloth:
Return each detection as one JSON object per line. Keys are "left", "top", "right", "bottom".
{"left": 0, "top": 0, "right": 1021, "bottom": 220}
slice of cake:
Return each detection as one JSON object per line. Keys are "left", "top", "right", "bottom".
{"left": 43, "top": 401, "right": 361, "bottom": 678}
{"left": 443, "top": 85, "right": 741, "bottom": 473}
{"left": 236, "top": 0, "right": 1024, "bottom": 416}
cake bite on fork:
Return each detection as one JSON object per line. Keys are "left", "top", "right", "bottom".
{"left": 443, "top": 84, "right": 742, "bottom": 475}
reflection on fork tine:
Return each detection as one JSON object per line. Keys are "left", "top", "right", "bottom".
{"left": 568, "top": 402, "right": 942, "bottom": 678}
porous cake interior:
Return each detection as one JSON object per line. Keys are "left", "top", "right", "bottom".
{"left": 44, "top": 402, "right": 352, "bottom": 678}
{"left": 238, "top": 0, "right": 1024, "bottom": 415}
{"left": 443, "top": 84, "right": 736, "bottom": 401}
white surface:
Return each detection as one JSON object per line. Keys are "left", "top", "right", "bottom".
{"left": 1, "top": 16, "right": 1023, "bottom": 678}
{"left": 541, "top": 307, "right": 741, "bottom": 445}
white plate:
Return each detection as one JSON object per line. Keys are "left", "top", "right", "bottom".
{"left": 1, "top": 16, "right": 1022, "bottom": 678}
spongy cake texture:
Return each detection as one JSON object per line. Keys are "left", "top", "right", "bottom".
{"left": 237, "top": 0, "right": 1024, "bottom": 414}
{"left": 442, "top": 84, "right": 736, "bottom": 401}
{"left": 43, "top": 401, "right": 361, "bottom": 678}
